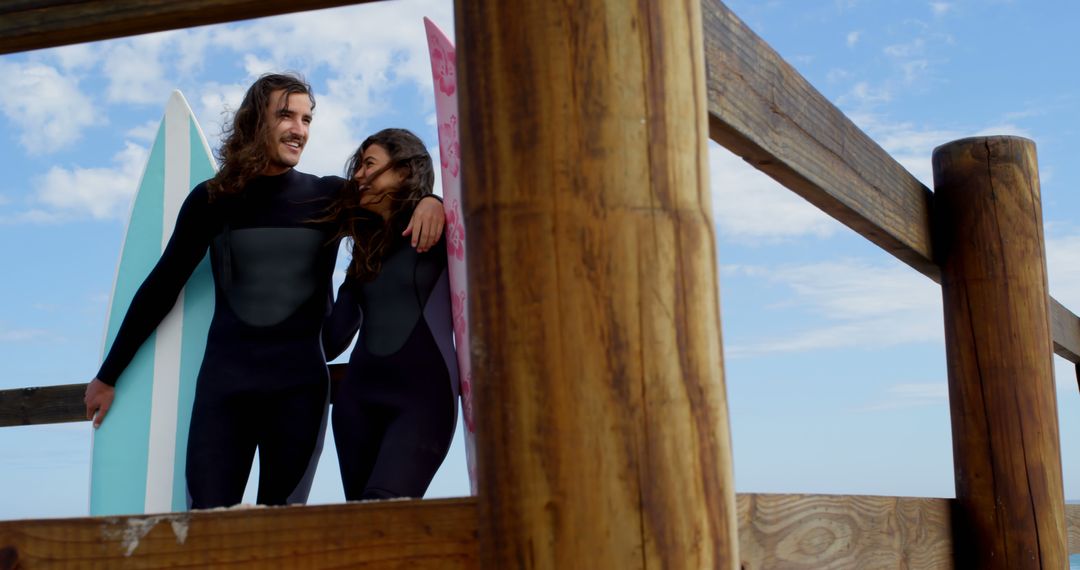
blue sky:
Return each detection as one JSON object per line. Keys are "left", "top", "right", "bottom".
{"left": 0, "top": 0, "right": 1077, "bottom": 520}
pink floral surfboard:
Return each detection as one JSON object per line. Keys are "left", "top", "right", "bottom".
{"left": 424, "top": 17, "right": 477, "bottom": 491}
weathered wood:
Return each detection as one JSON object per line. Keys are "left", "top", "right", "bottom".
{"left": 702, "top": 0, "right": 935, "bottom": 277}
{"left": 0, "top": 384, "right": 85, "bottom": 427}
{"left": 934, "top": 136, "right": 1067, "bottom": 569}
{"left": 0, "top": 364, "right": 349, "bottom": 428}
{"left": 457, "top": 0, "right": 738, "bottom": 568}
{"left": 0, "top": 0, "right": 374, "bottom": 55}
{"left": 700, "top": 0, "right": 1080, "bottom": 365}
{"left": 1052, "top": 297, "right": 1080, "bottom": 364}
{"left": 736, "top": 494, "right": 953, "bottom": 569}
{"left": 0, "top": 497, "right": 478, "bottom": 569}
{"left": 0, "top": 495, "right": 1076, "bottom": 567}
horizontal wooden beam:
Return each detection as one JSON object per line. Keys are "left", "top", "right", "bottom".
{"left": 0, "top": 364, "right": 348, "bottom": 427}
{"left": 736, "top": 494, "right": 952, "bottom": 568}
{"left": 0, "top": 498, "right": 479, "bottom": 569}
{"left": 0, "top": 0, "right": 374, "bottom": 55}
{"left": 1052, "top": 297, "right": 1080, "bottom": 364}
{"left": 0, "top": 383, "right": 85, "bottom": 427}
{"left": 702, "top": 0, "right": 936, "bottom": 278}
{"left": 701, "top": 0, "right": 1080, "bottom": 366}
{"left": 1, "top": 495, "right": 1076, "bottom": 567}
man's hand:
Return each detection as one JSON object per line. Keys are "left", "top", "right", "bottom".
{"left": 404, "top": 196, "right": 446, "bottom": 253}
{"left": 85, "top": 378, "right": 115, "bottom": 429}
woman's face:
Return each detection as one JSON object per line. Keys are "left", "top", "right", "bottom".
{"left": 353, "top": 143, "right": 405, "bottom": 208}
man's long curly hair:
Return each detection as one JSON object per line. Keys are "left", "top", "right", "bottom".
{"left": 325, "top": 128, "right": 435, "bottom": 283}
{"left": 207, "top": 73, "right": 315, "bottom": 201}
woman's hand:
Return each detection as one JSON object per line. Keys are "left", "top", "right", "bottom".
{"left": 85, "top": 378, "right": 115, "bottom": 429}
{"left": 404, "top": 196, "right": 446, "bottom": 252}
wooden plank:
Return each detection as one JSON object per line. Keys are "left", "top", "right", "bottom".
{"left": 0, "top": 497, "right": 479, "bottom": 569}
{"left": 0, "top": 0, "right": 375, "bottom": 55}
{"left": 0, "top": 364, "right": 349, "bottom": 427}
{"left": 700, "top": 0, "right": 1080, "bottom": 366}
{"left": 1052, "top": 297, "right": 1080, "bottom": 364}
{"left": 735, "top": 494, "right": 953, "bottom": 569}
{"left": 0, "top": 495, "right": 1076, "bottom": 566}
{"left": 702, "top": 0, "right": 936, "bottom": 278}
{"left": 458, "top": 0, "right": 738, "bottom": 567}
{"left": 935, "top": 136, "right": 1067, "bottom": 568}
{"left": 0, "top": 383, "right": 85, "bottom": 427}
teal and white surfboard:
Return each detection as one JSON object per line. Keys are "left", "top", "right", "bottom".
{"left": 90, "top": 90, "right": 217, "bottom": 516}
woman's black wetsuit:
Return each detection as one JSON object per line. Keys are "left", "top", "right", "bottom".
{"left": 97, "top": 169, "right": 343, "bottom": 509}
{"left": 323, "top": 230, "right": 459, "bottom": 501}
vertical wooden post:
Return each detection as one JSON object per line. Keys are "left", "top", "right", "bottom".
{"left": 933, "top": 136, "right": 1067, "bottom": 569}
{"left": 456, "top": 1, "right": 738, "bottom": 568}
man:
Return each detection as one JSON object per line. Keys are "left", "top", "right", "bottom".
{"left": 83, "top": 73, "right": 444, "bottom": 508}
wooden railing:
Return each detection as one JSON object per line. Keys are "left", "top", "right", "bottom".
{"left": 1, "top": 0, "right": 1078, "bottom": 568}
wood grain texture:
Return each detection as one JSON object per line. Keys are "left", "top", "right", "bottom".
{"left": 934, "top": 136, "right": 1067, "bottom": 569}
{"left": 0, "top": 498, "right": 478, "bottom": 569}
{"left": 0, "top": 384, "right": 85, "bottom": 427}
{"left": 0, "top": 0, "right": 372, "bottom": 55}
{"left": 702, "top": 0, "right": 935, "bottom": 277}
{"left": 456, "top": 0, "right": 737, "bottom": 568}
{"left": 700, "top": 0, "right": 1080, "bottom": 366}
{"left": 1051, "top": 297, "right": 1080, "bottom": 365}
{"left": 736, "top": 494, "right": 953, "bottom": 569}
{"left": 0, "top": 495, "right": 1075, "bottom": 567}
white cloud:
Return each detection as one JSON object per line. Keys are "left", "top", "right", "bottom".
{"left": 50, "top": 44, "right": 99, "bottom": 71}
{"left": 845, "top": 81, "right": 893, "bottom": 106}
{"left": 884, "top": 38, "right": 926, "bottom": 59}
{"left": 297, "top": 81, "right": 370, "bottom": 176}
{"left": 860, "top": 382, "right": 948, "bottom": 411}
{"left": 709, "top": 142, "right": 842, "bottom": 241}
{"left": 826, "top": 68, "right": 853, "bottom": 84}
{"left": 930, "top": 2, "right": 953, "bottom": 17}
{"left": 1046, "top": 232, "right": 1080, "bottom": 311}
{"left": 0, "top": 325, "right": 48, "bottom": 342}
{"left": 725, "top": 259, "right": 942, "bottom": 356}
{"left": 846, "top": 31, "right": 861, "bottom": 48}
{"left": 900, "top": 59, "right": 929, "bottom": 83}
{"left": 102, "top": 32, "right": 177, "bottom": 105}
{"left": 0, "top": 60, "right": 100, "bottom": 154}
{"left": 30, "top": 142, "right": 148, "bottom": 221}
{"left": 844, "top": 113, "right": 1033, "bottom": 189}
{"left": 126, "top": 120, "right": 160, "bottom": 143}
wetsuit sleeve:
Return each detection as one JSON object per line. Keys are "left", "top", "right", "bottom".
{"left": 322, "top": 275, "right": 363, "bottom": 361}
{"left": 96, "top": 187, "right": 217, "bottom": 386}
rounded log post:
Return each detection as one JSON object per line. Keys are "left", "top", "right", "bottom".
{"left": 933, "top": 136, "right": 1067, "bottom": 569}
{"left": 456, "top": 1, "right": 738, "bottom": 569}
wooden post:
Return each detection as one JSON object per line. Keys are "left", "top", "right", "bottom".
{"left": 933, "top": 136, "right": 1067, "bottom": 568}
{"left": 456, "top": 1, "right": 738, "bottom": 568}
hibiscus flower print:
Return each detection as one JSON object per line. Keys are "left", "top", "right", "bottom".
{"left": 445, "top": 203, "right": 466, "bottom": 261}
{"left": 431, "top": 44, "right": 457, "bottom": 97}
{"left": 440, "top": 116, "right": 460, "bottom": 178}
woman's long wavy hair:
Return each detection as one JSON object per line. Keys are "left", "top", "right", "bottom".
{"left": 207, "top": 72, "right": 314, "bottom": 201}
{"left": 327, "top": 128, "right": 435, "bottom": 282}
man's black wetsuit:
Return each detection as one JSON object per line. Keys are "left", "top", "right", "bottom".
{"left": 323, "top": 226, "right": 458, "bottom": 501}
{"left": 97, "top": 169, "right": 342, "bottom": 509}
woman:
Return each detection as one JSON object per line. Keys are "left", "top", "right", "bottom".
{"left": 323, "top": 128, "right": 459, "bottom": 501}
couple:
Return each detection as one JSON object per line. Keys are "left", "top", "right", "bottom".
{"left": 83, "top": 73, "right": 458, "bottom": 508}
